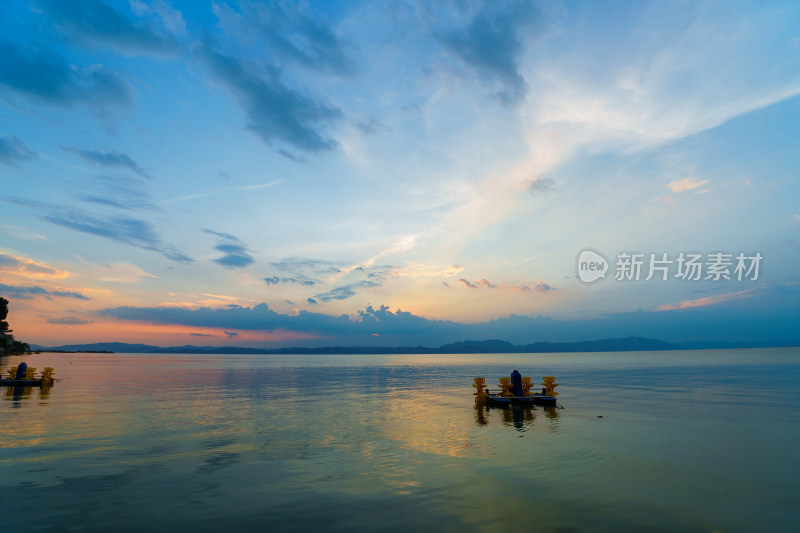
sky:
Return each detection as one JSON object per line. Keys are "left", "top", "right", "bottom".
{"left": 1, "top": 0, "right": 799, "bottom": 349}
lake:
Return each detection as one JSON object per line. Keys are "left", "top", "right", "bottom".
{"left": 2, "top": 348, "right": 799, "bottom": 532}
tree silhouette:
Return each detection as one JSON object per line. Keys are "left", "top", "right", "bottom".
{"left": 1, "top": 297, "right": 29, "bottom": 355}
{"left": 0, "top": 296, "right": 10, "bottom": 335}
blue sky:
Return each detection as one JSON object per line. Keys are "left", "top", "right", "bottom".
{"left": 1, "top": 0, "right": 799, "bottom": 348}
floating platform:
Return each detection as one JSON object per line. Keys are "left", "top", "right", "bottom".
{"left": 474, "top": 376, "right": 560, "bottom": 408}
{"left": 485, "top": 393, "right": 557, "bottom": 408}
{"left": 0, "top": 378, "right": 54, "bottom": 387}
{"left": 485, "top": 394, "right": 512, "bottom": 407}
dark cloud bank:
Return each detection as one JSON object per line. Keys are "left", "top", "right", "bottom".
{"left": 99, "top": 286, "right": 800, "bottom": 348}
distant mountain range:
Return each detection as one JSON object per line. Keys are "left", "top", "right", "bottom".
{"left": 27, "top": 336, "right": 788, "bottom": 354}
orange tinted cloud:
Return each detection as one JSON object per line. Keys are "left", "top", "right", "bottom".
{"left": 656, "top": 289, "right": 753, "bottom": 311}
{"left": 0, "top": 253, "right": 70, "bottom": 279}
{"left": 666, "top": 177, "right": 709, "bottom": 193}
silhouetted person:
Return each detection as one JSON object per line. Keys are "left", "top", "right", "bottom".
{"left": 510, "top": 369, "right": 523, "bottom": 397}
{"left": 15, "top": 362, "right": 27, "bottom": 380}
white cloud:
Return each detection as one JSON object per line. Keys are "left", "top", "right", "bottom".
{"left": 512, "top": 3, "right": 800, "bottom": 186}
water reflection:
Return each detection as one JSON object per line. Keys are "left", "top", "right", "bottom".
{"left": 3, "top": 382, "right": 54, "bottom": 407}
{"left": 474, "top": 401, "right": 561, "bottom": 432}
{"left": 541, "top": 406, "right": 561, "bottom": 431}
{"left": 2, "top": 349, "right": 799, "bottom": 532}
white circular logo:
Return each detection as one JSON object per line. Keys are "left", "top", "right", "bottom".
{"left": 577, "top": 249, "right": 608, "bottom": 283}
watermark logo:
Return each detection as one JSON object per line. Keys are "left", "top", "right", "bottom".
{"left": 577, "top": 250, "right": 763, "bottom": 283}
{"left": 577, "top": 249, "right": 609, "bottom": 283}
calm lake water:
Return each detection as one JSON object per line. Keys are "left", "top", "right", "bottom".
{"left": 2, "top": 348, "right": 799, "bottom": 532}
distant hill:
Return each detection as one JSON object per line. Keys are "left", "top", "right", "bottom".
{"left": 33, "top": 342, "right": 161, "bottom": 353}
{"left": 518, "top": 337, "right": 676, "bottom": 353}
{"left": 34, "top": 336, "right": 685, "bottom": 354}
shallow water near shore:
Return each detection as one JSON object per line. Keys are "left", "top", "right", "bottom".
{"left": 2, "top": 348, "right": 799, "bottom": 532}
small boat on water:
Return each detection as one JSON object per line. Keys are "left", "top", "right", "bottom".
{"left": 474, "top": 375, "right": 560, "bottom": 408}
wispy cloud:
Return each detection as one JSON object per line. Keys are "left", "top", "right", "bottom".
{"left": 264, "top": 276, "right": 316, "bottom": 286}
{"left": 130, "top": 0, "right": 187, "bottom": 38}
{"left": 194, "top": 38, "right": 342, "bottom": 153}
{"left": 62, "top": 146, "right": 149, "bottom": 177}
{"left": 79, "top": 261, "right": 158, "bottom": 283}
{"left": 1, "top": 225, "right": 47, "bottom": 241}
{"left": 524, "top": 176, "right": 555, "bottom": 195}
{"left": 354, "top": 118, "right": 390, "bottom": 136}
{"left": 313, "top": 280, "right": 382, "bottom": 302}
{"left": 265, "top": 256, "right": 393, "bottom": 302}
{"left": 0, "top": 135, "right": 38, "bottom": 165}
{"left": 0, "top": 195, "right": 192, "bottom": 263}
{"left": 2, "top": 196, "right": 190, "bottom": 263}
{"left": 205, "top": 230, "right": 254, "bottom": 269}
{"left": 37, "top": 0, "right": 179, "bottom": 56}
{"left": 512, "top": 281, "right": 553, "bottom": 293}
{"left": 435, "top": 1, "right": 540, "bottom": 106}
{"left": 656, "top": 289, "right": 754, "bottom": 311}
{"left": 458, "top": 278, "right": 494, "bottom": 289}
{"left": 47, "top": 316, "right": 92, "bottom": 325}
{"left": 0, "top": 283, "right": 89, "bottom": 300}
{"left": 76, "top": 176, "right": 157, "bottom": 210}
{"left": 512, "top": 253, "right": 550, "bottom": 267}
{"left": 361, "top": 231, "right": 431, "bottom": 269}
{"left": 0, "top": 38, "right": 134, "bottom": 110}
{"left": 161, "top": 180, "right": 281, "bottom": 204}
{"left": 214, "top": 0, "right": 356, "bottom": 75}
{"left": 459, "top": 277, "right": 553, "bottom": 292}
{"left": 43, "top": 209, "right": 192, "bottom": 263}
{"left": 666, "top": 177, "right": 710, "bottom": 193}
{"left": 270, "top": 257, "right": 343, "bottom": 280}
